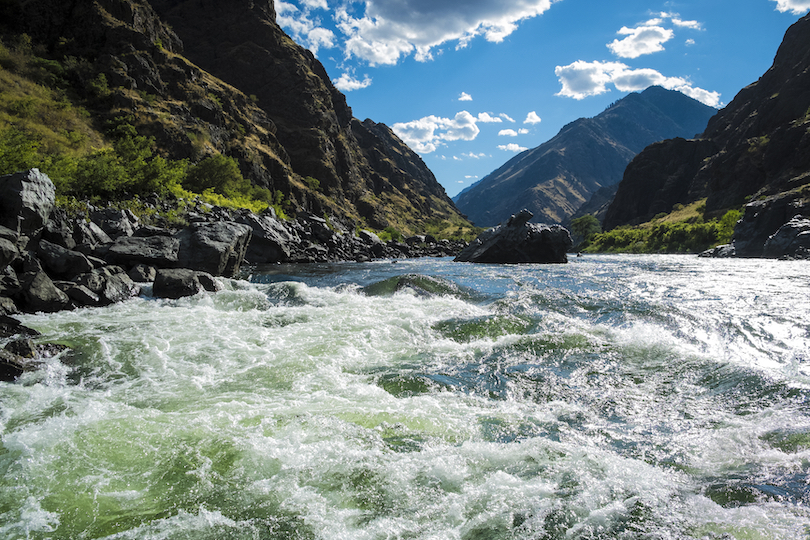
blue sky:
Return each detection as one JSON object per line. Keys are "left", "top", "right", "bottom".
{"left": 277, "top": 0, "right": 810, "bottom": 198}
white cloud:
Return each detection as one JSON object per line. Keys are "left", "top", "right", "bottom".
{"left": 459, "top": 92, "right": 473, "bottom": 101}
{"left": 498, "top": 143, "right": 528, "bottom": 152}
{"left": 685, "top": 38, "right": 695, "bottom": 46}
{"left": 392, "top": 110, "right": 481, "bottom": 153}
{"left": 477, "top": 112, "right": 503, "bottom": 123}
{"left": 524, "top": 111, "right": 542, "bottom": 124}
{"left": 500, "top": 113, "right": 516, "bottom": 122}
{"left": 554, "top": 60, "right": 721, "bottom": 107}
{"left": 335, "top": 0, "right": 555, "bottom": 66}
{"left": 332, "top": 72, "right": 372, "bottom": 91}
{"left": 499, "top": 129, "right": 518, "bottom": 136}
{"left": 462, "top": 152, "right": 488, "bottom": 159}
{"left": 607, "top": 25, "right": 674, "bottom": 58}
{"left": 772, "top": 0, "right": 810, "bottom": 14}
{"left": 277, "top": 1, "right": 336, "bottom": 54}
{"left": 672, "top": 18, "right": 702, "bottom": 30}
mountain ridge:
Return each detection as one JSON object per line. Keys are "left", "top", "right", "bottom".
{"left": 602, "top": 12, "right": 810, "bottom": 256}
{"left": 2, "top": 0, "right": 472, "bottom": 237}
{"left": 454, "top": 86, "right": 717, "bottom": 228}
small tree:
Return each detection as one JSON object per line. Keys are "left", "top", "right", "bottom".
{"left": 571, "top": 214, "right": 602, "bottom": 245}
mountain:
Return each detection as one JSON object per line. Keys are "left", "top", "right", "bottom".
{"left": 603, "top": 13, "right": 810, "bottom": 256}
{"left": 453, "top": 86, "right": 717, "bottom": 227}
{"left": 3, "top": 0, "right": 470, "bottom": 236}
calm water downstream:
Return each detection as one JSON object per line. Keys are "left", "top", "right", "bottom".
{"left": 1, "top": 255, "right": 808, "bottom": 539}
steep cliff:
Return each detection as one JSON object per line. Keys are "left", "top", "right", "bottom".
{"left": 603, "top": 13, "right": 810, "bottom": 250}
{"left": 454, "top": 87, "right": 716, "bottom": 227}
{"left": 8, "top": 0, "right": 469, "bottom": 235}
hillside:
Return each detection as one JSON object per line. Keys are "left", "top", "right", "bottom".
{"left": 453, "top": 86, "right": 716, "bottom": 227}
{"left": 603, "top": 13, "right": 810, "bottom": 257}
{"left": 0, "top": 0, "right": 473, "bottom": 237}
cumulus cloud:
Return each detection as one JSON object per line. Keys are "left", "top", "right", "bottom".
{"left": 277, "top": 1, "right": 336, "bottom": 54}
{"left": 498, "top": 128, "right": 529, "bottom": 136}
{"left": 477, "top": 112, "right": 503, "bottom": 123}
{"left": 524, "top": 111, "right": 542, "bottom": 124}
{"left": 607, "top": 24, "right": 674, "bottom": 58}
{"left": 459, "top": 92, "right": 473, "bottom": 101}
{"left": 498, "top": 143, "right": 528, "bottom": 152}
{"left": 392, "top": 111, "right": 481, "bottom": 153}
{"left": 335, "top": 0, "right": 555, "bottom": 66}
{"left": 500, "top": 113, "right": 516, "bottom": 122}
{"left": 462, "top": 153, "right": 488, "bottom": 159}
{"left": 555, "top": 60, "right": 720, "bottom": 107}
{"left": 332, "top": 72, "right": 373, "bottom": 91}
{"left": 772, "top": 0, "right": 810, "bottom": 14}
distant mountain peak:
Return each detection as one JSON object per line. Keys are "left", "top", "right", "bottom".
{"left": 454, "top": 88, "right": 717, "bottom": 227}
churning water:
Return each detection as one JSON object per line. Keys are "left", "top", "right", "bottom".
{"left": 1, "top": 255, "right": 808, "bottom": 539}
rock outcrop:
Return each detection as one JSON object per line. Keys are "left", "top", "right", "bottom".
{"left": 604, "top": 13, "right": 810, "bottom": 257}
{"left": 455, "top": 87, "right": 717, "bottom": 227}
{"left": 455, "top": 210, "right": 572, "bottom": 264}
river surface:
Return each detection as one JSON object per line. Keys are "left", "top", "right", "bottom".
{"left": 1, "top": 255, "right": 809, "bottom": 539}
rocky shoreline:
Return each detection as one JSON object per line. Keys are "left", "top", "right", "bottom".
{"left": 0, "top": 169, "right": 468, "bottom": 380}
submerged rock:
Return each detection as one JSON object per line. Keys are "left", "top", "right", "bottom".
{"left": 361, "top": 274, "right": 472, "bottom": 298}
{"left": 455, "top": 210, "right": 572, "bottom": 264}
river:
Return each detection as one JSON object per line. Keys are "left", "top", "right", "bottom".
{"left": 1, "top": 254, "right": 808, "bottom": 539}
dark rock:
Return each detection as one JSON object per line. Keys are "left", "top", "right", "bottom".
{"left": 0, "top": 238, "right": 19, "bottom": 268}
{"left": 455, "top": 210, "right": 572, "bottom": 264}
{"left": 196, "top": 272, "right": 223, "bottom": 292}
{"left": 237, "top": 213, "right": 297, "bottom": 264}
{"left": 132, "top": 225, "right": 174, "bottom": 237}
{"left": 0, "top": 315, "right": 40, "bottom": 339}
{"left": 73, "top": 267, "right": 140, "bottom": 306}
{"left": 762, "top": 216, "right": 810, "bottom": 258}
{"left": 74, "top": 220, "right": 113, "bottom": 248}
{"left": 358, "top": 230, "right": 382, "bottom": 246}
{"left": 106, "top": 235, "right": 180, "bottom": 268}
{"left": 0, "top": 349, "right": 30, "bottom": 382}
{"left": 733, "top": 192, "right": 810, "bottom": 257}
{"left": 699, "top": 244, "right": 737, "bottom": 258}
{"left": 128, "top": 264, "right": 157, "bottom": 282}
{"left": 61, "top": 282, "right": 101, "bottom": 306}
{"left": 0, "top": 297, "right": 19, "bottom": 316}
{"left": 42, "top": 207, "right": 77, "bottom": 249}
{"left": 91, "top": 208, "right": 138, "bottom": 239}
{"left": 37, "top": 239, "right": 94, "bottom": 278}
{"left": 19, "top": 270, "right": 72, "bottom": 313}
{"left": 153, "top": 268, "right": 215, "bottom": 299}
{"left": 175, "top": 221, "right": 252, "bottom": 277}
{"left": 0, "top": 169, "right": 55, "bottom": 238}
{"left": 5, "top": 338, "right": 38, "bottom": 359}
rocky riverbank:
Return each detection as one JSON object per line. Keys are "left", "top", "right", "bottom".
{"left": 0, "top": 169, "right": 466, "bottom": 316}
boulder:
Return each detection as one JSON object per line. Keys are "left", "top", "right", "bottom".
{"left": 106, "top": 235, "right": 180, "bottom": 268}
{"left": 42, "top": 207, "right": 77, "bottom": 249}
{"left": 128, "top": 264, "right": 157, "bottom": 282}
{"left": 762, "top": 215, "right": 810, "bottom": 258}
{"left": 237, "top": 213, "right": 297, "bottom": 264}
{"left": 19, "top": 270, "right": 72, "bottom": 313}
{"left": 175, "top": 221, "right": 252, "bottom": 276}
{"left": 153, "top": 268, "right": 219, "bottom": 299}
{"left": 455, "top": 210, "right": 572, "bottom": 264}
{"left": 90, "top": 208, "right": 138, "bottom": 239}
{"left": 73, "top": 267, "right": 140, "bottom": 306}
{"left": 0, "top": 169, "right": 55, "bottom": 238}
{"left": 0, "top": 237, "right": 19, "bottom": 268}
{"left": 37, "top": 239, "right": 94, "bottom": 278}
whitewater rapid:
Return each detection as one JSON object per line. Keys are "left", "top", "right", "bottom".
{"left": 1, "top": 255, "right": 808, "bottom": 539}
